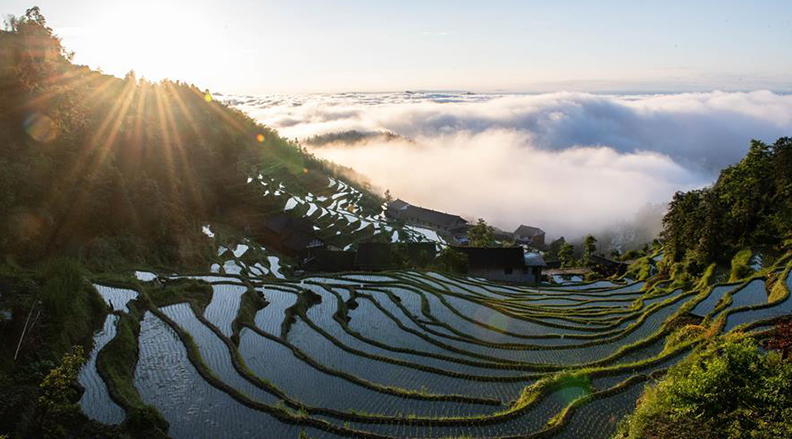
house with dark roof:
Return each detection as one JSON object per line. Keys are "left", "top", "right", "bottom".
{"left": 453, "top": 246, "right": 545, "bottom": 284}
{"left": 386, "top": 199, "right": 467, "bottom": 233}
{"left": 355, "top": 242, "right": 394, "bottom": 271}
{"left": 256, "top": 214, "right": 323, "bottom": 256}
{"left": 355, "top": 242, "right": 437, "bottom": 271}
{"left": 513, "top": 225, "right": 546, "bottom": 248}
{"left": 589, "top": 254, "right": 630, "bottom": 277}
{"left": 302, "top": 250, "right": 357, "bottom": 272}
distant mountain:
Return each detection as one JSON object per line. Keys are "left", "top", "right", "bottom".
{"left": 303, "top": 130, "right": 410, "bottom": 147}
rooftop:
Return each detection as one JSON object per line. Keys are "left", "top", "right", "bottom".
{"left": 452, "top": 246, "right": 527, "bottom": 269}
{"left": 388, "top": 199, "right": 466, "bottom": 228}
{"left": 514, "top": 225, "right": 545, "bottom": 237}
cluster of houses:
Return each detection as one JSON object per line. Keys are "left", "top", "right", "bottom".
{"left": 302, "top": 242, "right": 437, "bottom": 272}
{"left": 302, "top": 199, "right": 546, "bottom": 283}
{"left": 384, "top": 199, "right": 548, "bottom": 283}
{"left": 386, "top": 199, "right": 546, "bottom": 249}
{"left": 250, "top": 200, "right": 549, "bottom": 284}
{"left": 301, "top": 242, "right": 545, "bottom": 283}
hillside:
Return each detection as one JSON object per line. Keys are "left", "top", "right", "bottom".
{"left": 661, "top": 137, "right": 792, "bottom": 273}
{"left": 0, "top": 9, "right": 435, "bottom": 271}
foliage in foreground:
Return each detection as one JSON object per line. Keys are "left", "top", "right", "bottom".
{"left": 614, "top": 335, "right": 792, "bottom": 439}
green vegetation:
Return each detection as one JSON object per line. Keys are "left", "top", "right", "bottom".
{"left": 582, "top": 235, "right": 597, "bottom": 266}
{"left": 145, "top": 279, "right": 213, "bottom": 313}
{"left": 662, "top": 137, "right": 792, "bottom": 274}
{"left": 558, "top": 242, "right": 577, "bottom": 268}
{"left": 466, "top": 218, "right": 496, "bottom": 247}
{"left": 615, "top": 336, "right": 792, "bottom": 439}
{"left": 36, "top": 346, "right": 85, "bottom": 438}
{"left": 430, "top": 247, "right": 468, "bottom": 273}
{"left": 623, "top": 256, "right": 653, "bottom": 281}
{"left": 728, "top": 249, "right": 754, "bottom": 282}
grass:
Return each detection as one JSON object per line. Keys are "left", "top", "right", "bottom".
{"left": 96, "top": 309, "right": 143, "bottom": 410}
{"left": 729, "top": 249, "right": 754, "bottom": 282}
{"left": 35, "top": 259, "right": 108, "bottom": 358}
{"left": 231, "top": 287, "right": 267, "bottom": 344}
{"left": 144, "top": 278, "right": 213, "bottom": 313}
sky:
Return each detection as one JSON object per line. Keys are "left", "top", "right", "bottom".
{"left": 3, "top": 0, "right": 792, "bottom": 94}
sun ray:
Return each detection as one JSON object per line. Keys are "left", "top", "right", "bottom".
{"left": 156, "top": 84, "right": 206, "bottom": 214}
{"left": 152, "top": 83, "right": 180, "bottom": 198}
{"left": 44, "top": 78, "right": 138, "bottom": 236}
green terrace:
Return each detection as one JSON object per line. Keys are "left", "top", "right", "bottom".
{"left": 73, "top": 256, "right": 792, "bottom": 439}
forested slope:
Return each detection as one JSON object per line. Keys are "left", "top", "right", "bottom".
{"left": 661, "top": 137, "right": 792, "bottom": 273}
{"left": 0, "top": 8, "right": 381, "bottom": 268}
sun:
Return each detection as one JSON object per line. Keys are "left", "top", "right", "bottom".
{"left": 73, "top": 1, "right": 216, "bottom": 82}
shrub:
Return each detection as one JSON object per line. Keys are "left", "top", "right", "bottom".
{"left": 431, "top": 247, "right": 468, "bottom": 274}
{"left": 35, "top": 258, "right": 106, "bottom": 357}
{"left": 126, "top": 405, "right": 169, "bottom": 439}
{"left": 39, "top": 258, "right": 85, "bottom": 322}
{"left": 36, "top": 346, "right": 86, "bottom": 438}
{"left": 615, "top": 336, "right": 792, "bottom": 439}
{"left": 728, "top": 249, "right": 754, "bottom": 282}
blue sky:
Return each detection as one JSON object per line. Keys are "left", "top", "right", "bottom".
{"left": 3, "top": 0, "right": 791, "bottom": 93}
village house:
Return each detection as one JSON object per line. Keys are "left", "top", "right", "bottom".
{"left": 513, "top": 225, "right": 546, "bottom": 248}
{"left": 256, "top": 214, "right": 323, "bottom": 256}
{"left": 355, "top": 242, "right": 437, "bottom": 271}
{"left": 386, "top": 199, "right": 468, "bottom": 233}
{"left": 453, "top": 246, "right": 546, "bottom": 284}
{"left": 301, "top": 242, "right": 438, "bottom": 272}
{"left": 301, "top": 249, "right": 357, "bottom": 272}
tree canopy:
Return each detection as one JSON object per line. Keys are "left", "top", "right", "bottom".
{"left": 661, "top": 137, "right": 792, "bottom": 273}
{"left": 466, "top": 218, "right": 496, "bottom": 247}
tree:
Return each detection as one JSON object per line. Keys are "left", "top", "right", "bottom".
{"left": 384, "top": 189, "right": 393, "bottom": 203}
{"left": 432, "top": 247, "right": 468, "bottom": 273}
{"left": 547, "top": 237, "right": 567, "bottom": 260}
{"left": 467, "top": 218, "right": 496, "bottom": 247}
{"left": 583, "top": 235, "right": 598, "bottom": 266}
{"left": 558, "top": 242, "right": 576, "bottom": 268}
{"left": 659, "top": 137, "right": 792, "bottom": 273}
{"left": 768, "top": 321, "right": 792, "bottom": 360}
{"left": 37, "top": 346, "right": 85, "bottom": 434}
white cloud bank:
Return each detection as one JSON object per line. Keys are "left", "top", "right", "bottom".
{"left": 226, "top": 90, "right": 792, "bottom": 241}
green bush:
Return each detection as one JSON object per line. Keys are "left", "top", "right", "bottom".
{"left": 39, "top": 258, "right": 85, "bottom": 322}
{"left": 728, "top": 249, "right": 754, "bottom": 282}
{"left": 430, "top": 247, "right": 468, "bottom": 274}
{"left": 35, "top": 258, "right": 106, "bottom": 357}
{"left": 615, "top": 336, "right": 792, "bottom": 439}
{"left": 125, "top": 405, "right": 169, "bottom": 439}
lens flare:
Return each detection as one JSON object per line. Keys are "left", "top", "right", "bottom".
{"left": 256, "top": 134, "right": 265, "bottom": 143}
{"left": 23, "top": 113, "right": 58, "bottom": 143}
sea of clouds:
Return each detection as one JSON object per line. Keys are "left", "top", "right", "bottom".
{"left": 223, "top": 90, "right": 792, "bottom": 245}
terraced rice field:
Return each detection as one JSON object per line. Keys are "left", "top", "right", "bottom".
{"left": 79, "top": 268, "right": 792, "bottom": 439}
